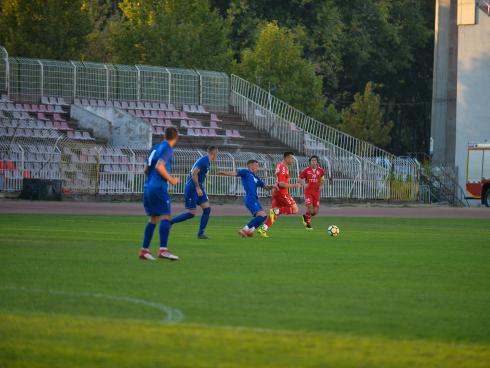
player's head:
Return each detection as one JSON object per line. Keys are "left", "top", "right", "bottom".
{"left": 207, "top": 146, "right": 219, "bottom": 161}
{"left": 283, "top": 151, "right": 295, "bottom": 165}
{"left": 309, "top": 155, "right": 319, "bottom": 169}
{"left": 164, "top": 127, "right": 179, "bottom": 147}
{"left": 247, "top": 159, "right": 259, "bottom": 173}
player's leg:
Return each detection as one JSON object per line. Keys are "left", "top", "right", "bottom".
{"left": 170, "top": 186, "right": 196, "bottom": 225}
{"left": 259, "top": 195, "right": 282, "bottom": 235}
{"left": 240, "top": 201, "right": 266, "bottom": 237}
{"left": 197, "top": 190, "right": 211, "bottom": 239}
{"left": 302, "top": 193, "right": 314, "bottom": 229}
{"left": 158, "top": 191, "right": 179, "bottom": 261}
{"left": 139, "top": 214, "right": 159, "bottom": 260}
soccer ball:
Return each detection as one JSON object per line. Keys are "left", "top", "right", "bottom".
{"left": 328, "top": 225, "right": 340, "bottom": 237}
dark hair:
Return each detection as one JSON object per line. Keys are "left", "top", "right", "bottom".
{"left": 165, "top": 127, "right": 178, "bottom": 141}
{"left": 283, "top": 151, "right": 294, "bottom": 158}
{"left": 309, "top": 155, "right": 319, "bottom": 163}
{"left": 207, "top": 146, "right": 218, "bottom": 153}
{"left": 247, "top": 159, "right": 258, "bottom": 165}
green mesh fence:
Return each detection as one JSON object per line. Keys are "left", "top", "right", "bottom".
{"left": 108, "top": 64, "right": 138, "bottom": 101}
{"left": 0, "top": 45, "right": 230, "bottom": 110}
{"left": 197, "top": 70, "right": 229, "bottom": 111}
{"left": 167, "top": 67, "right": 199, "bottom": 106}
{"left": 40, "top": 59, "right": 74, "bottom": 100}
{"left": 9, "top": 57, "right": 42, "bottom": 102}
{"left": 137, "top": 65, "right": 170, "bottom": 102}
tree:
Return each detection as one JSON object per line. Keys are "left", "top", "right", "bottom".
{"left": 339, "top": 82, "right": 393, "bottom": 148}
{"left": 0, "top": 0, "right": 92, "bottom": 60}
{"left": 237, "top": 22, "right": 325, "bottom": 120}
{"left": 109, "top": 0, "right": 233, "bottom": 71}
{"left": 81, "top": 0, "right": 122, "bottom": 62}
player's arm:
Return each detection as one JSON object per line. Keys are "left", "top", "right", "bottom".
{"left": 217, "top": 171, "right": 237, "bottom": 177}
{"left": 191, "top": 167, "right": 203, "bottom": 196}
{"left": 256, "top": 177, "right": 273, "bottom": 191}
{"left": 156, "top": 160, "right": 179, "bottom": 186}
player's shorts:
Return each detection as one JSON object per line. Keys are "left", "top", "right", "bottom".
{"left": 244, "top": 197, "right": 263, "bottom": 216}
{"left": 271, "top": 191, "right": 296, "bottom": 208}
{"left": 143, "top": 186, "right": 171, "bottom": 216}
{"left": 304, "top": 190, "right": 321, "bottom": 208}
{"left": 184, "top": 184, "right": 209, "bottom": 209}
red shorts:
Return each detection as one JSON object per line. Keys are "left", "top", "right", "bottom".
{"left": 304, "top": 190, "right": 320, "bottom": 208}
{"left": 272, "top": 191, "right": 296, "bottom": 208}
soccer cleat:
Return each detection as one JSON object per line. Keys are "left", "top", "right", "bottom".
{"left": 257, "top": 228, "right": 269, "bottom": 238}
{"left": 139, "top": 249, "right": 156, "bottom": 261}
{"left": 239, "top": 229, "right": 254, "bottom": 238}
{"left": 158, "top": 249, "right": 179, "bottom": 261}
{"left": 268, "top": 208, "right": 277, "bottom": 225}
{"left": 197, "top": 234, "right": 209, "bottom": 240}
{"left": 306, "top": 223, "right": 313, "bottom": 231}
{"left": 302, "top": 214, "right": 308, "bottom": 226}
{"left": 239, "top": 229, "right": 249, "bottom": 237}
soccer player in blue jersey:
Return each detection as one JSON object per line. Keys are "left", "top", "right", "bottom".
{"left": 170, "top": 146, "right": 218, "bottom": 239}
{"left": 218, "top": 159, "right": 272, "bottom": 237}
{"left": 139, "top": 127, "right": 180, "bottom": 261}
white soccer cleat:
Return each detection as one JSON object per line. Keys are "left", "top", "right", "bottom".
{"left": 139, "top": 249, "right": 156, "bottom": 261}
{"left": 158, "top": 249, "right": 179, "bottom": 261}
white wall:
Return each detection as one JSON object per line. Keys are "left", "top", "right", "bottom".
{"left": 455, "top": 8, "right": 490, "bottom": 200}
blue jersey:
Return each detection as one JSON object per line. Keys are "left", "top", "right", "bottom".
{"left": 237, "top": 168, "right": 265, "bottom": 200}
{"left": 185, "top": 155, "right": 210, "bottom": 188}
{"left": 145, "top": 141, "right": 173, "bottom": 190}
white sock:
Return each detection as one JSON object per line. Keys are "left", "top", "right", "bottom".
{"left": 249, "top": 227, "right": 255, "bottom": 232}
{"left": 262, "top": 224, "right": 268, "bottom": 231}
{"left": 243, "top": 225, "right": 249, "bottom": 231}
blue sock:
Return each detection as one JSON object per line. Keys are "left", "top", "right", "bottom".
{"left": 159, "top": 219, "right": 171, "bottom": 249}
{"left": 198, "top": 207, "right": 211, "bottom": 236}
{"left": 247, "top": 215, "right": 266, "bottom": 229}
{"left": 170, "top": 212, "right": 194, "bottom": 225}
{"left": 142, "top": 222, "right": 156, "bottom": 249}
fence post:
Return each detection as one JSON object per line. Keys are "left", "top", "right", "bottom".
{"left": 165, "top": 68, "right": 171, "bottom": 104}
{"left": 195, "top": 70, "right": 203, "bottom": 105}
{"left": 71, "top": 61, "right": 77, "bottom": 100}
{"left": 104, "top": 64, "right": 109, "bottom": 101}
{"left": 135, "top": 65, "right": 141, "bottom": 101}
{"left": 37, "top": 60, "right": 44, "bottom": 98}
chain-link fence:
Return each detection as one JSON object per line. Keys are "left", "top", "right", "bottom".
{"left": 1, "top": 46, "right": 229, "bottom": 111}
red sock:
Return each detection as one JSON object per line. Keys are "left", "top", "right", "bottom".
{"left": 264, "top": 216, "right": 274, "bottom": 228}
{"left": 305, "top": 212, "right": 312, "bottom": 220}
{"left": 279, "top": 207, "right": 294, "bottom": 215}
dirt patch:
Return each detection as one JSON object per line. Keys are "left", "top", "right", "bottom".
{"left": 1, "top": 199, "right": 489, "bottom": 219}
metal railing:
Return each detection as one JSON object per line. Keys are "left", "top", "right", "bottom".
{"left": 0, "top": 46, "right": 229, "bottom": 111}
{"left": 0, "top": 138, "right": 419, "bottom": 200}
{"left": 230, "top": 74, "right": 420, "bottom": 200}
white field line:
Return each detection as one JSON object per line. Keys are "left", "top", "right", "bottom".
{"left": 0, "top": 285, "right": 184, "bottom": 324}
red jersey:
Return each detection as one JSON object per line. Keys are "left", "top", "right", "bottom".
{"left": 273, "top": 161, "right": 290, "bottom": 195}
{"left": 299, "top": 166, "right": 325, "bottom": 192}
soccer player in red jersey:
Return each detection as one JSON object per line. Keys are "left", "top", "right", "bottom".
{"left": 299, "top": 155, "right": 331, "bottom": 230}
{"left": 258, "top": 152, "right": 306, "bottom": 238}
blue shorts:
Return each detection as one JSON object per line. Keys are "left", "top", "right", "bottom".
{"left": 143, "top": 187, "right": 171, "bottom": 216}
{"left": 184, "top": 185, "right": 209, "bottom": 209}
{"left": 245, "top": 197, "right": 263, "bottom": 216}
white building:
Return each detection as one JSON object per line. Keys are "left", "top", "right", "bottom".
{"left": 431, "top": 0, "right": 490, "bottom": 201}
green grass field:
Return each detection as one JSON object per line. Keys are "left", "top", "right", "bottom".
{"left": 1, "top": 213, "right": 490, "bottom": 367}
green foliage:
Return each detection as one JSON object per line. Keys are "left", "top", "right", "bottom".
{"left": 109, "top": 0, "right": 233, "bottom": 71}
{"left": 340, "top": 82, "right": 393, "bottom": 148}
{"left": 237, "top": 22, "right": 325, "bottom": 119}
{"left": 0, "top": 0, "right": 92, "bottom": 60}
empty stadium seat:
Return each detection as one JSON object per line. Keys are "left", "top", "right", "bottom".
{"left": 210, "top": 113, "right": 222, "bottom": 122}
